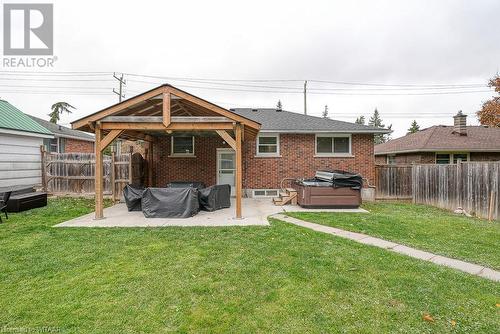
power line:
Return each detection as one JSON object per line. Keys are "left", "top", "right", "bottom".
{"left": 0, "top": 84, "right": 112, "bottom": 89}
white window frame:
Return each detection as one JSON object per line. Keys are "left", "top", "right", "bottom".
{"left": 256, "top": 133, "right": 280, "bottom": 157}
{"left": 435, "top": 152, "right": 469, "bottom": 164}
{"left": 387, "top": 154, "right": 396, "bottom": 164}
{"left": 314, "top": 133, "right": 352, "bottom": 157}
{"left": 252, "top": 189, "right": 279, "bottom": 197}
{"left": 170, "top": 136, "right": 195, "bottom": 157}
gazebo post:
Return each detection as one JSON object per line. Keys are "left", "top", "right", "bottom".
{"left": 235, "top": 123, "right": 243, "bottom": 218}
{"left": 94, "top": 123, "right": 104, "bottom": 219}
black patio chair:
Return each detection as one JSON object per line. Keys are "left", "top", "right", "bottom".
{"left": 0, "top": 191, "right": 12, "bottom": 223}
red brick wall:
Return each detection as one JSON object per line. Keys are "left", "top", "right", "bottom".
{"left": 152, "top": 133, "right": 375, "bottom": 189}
{"left": 243, "top": 134, "right": 375, "bottom": 188}
{"left": 65, "top": 138, "right": 94, "bottom": 153}
{"left": 375, "top": 152, "right": 435, "bottom": 164}
{"left": 470, "top": 152, "right": 500, "bottom": 161}
{"left": 376, "top": 151, "right": 500, "bottom": 164}
{"left": 153, "top": 136, "right": 230, "bottom": 187}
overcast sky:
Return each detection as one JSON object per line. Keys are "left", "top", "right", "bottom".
{"left": 1, "top": 0, "right": 499, "bottom": 137}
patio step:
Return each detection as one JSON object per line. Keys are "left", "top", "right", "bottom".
{"left": 273, "top": 189, "right": 297, "bottom": 206}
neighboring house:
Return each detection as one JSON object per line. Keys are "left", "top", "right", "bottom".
{"left": 28, "top": 115, "right": 95, "bottom": 153}
{"left": 0, "top": 100, "right": 53, "bottom": 188}
{"left": 375, "top": 111, "right": 500, "bottom": 164}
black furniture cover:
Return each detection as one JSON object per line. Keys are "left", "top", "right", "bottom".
{"left": 142, "top": 187, "right": 200, "bottom": 218}
{"left": 123, "top": 185, "right": 144, "bottom": 211}
{"left": 166, "top": 181, "right": 206, "bottom": 190}
{"left": 198, "top": 184, "right": 231, "bottom": 212}
{"left": 313, "top": 170, "right": 363, "bottom": 189}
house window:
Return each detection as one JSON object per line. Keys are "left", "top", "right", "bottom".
{"left": 387, "top": 155, "right": 396, "bottom": 164}
{"left": 453, "top": 153, "right": 468, "bottom": 163}
{"left": 436, "top": 154, "right": 450, "bottom": 164}
{"left": 44, "top": 138, "right": 58, "bottom": 153}
{"left": 58, "top": 138, "right": 66, "bottom": 153}
{"left": 171, "top": 136, "right": 194, "bottom": 156}
{"left": 435, "top": 153, "right": 469, "bottom": 164}
{"left": 257, "top": 134, "right": 279, "bottom": 156}
{"left": 315, "top": 134, "right": 351, "bottom": 156}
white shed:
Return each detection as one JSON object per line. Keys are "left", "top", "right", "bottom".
{"left": 0, "top": 100, "right": 53, "bottom": 188}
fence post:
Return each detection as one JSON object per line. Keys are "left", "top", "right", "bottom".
{"left": 411, "top": 162, "right": 415, "bottom": 203}
{"left": 111, "top": 146, "right": 116, "bottom": 202}
{"left": 40, "top": 145, "right": 47, "bottom": 192}
{"left": 456, "top": 160, "right": 462, "bottom": 208}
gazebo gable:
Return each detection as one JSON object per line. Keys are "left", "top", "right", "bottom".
{"left": 71, "top": 84, "right": 261, "bottom": 140}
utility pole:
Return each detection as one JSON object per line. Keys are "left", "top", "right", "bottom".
{"left": 113, "top": 72, "right": 126, "bottom": 102}
{"left": 303, "top": 80, "right": 307, "bottom": 115}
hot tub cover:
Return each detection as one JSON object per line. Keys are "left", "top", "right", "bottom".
{"left": 304, "top": 170, "right": 363, "bottom": 189}
{"left": 166, "top": 181, "right": 206, "bottom": 190}
{"left": 123, "top": 185, "right": 144, "bottom": 211}
{"left": 142, "top": 187, "right": 200, "bottom": 218}
{"left": 199, "top": 184, "right": 231, "bottom": 211}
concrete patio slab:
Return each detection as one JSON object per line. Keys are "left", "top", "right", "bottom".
{"left": 56, "top": 198, "right": 368, "bottom": 228}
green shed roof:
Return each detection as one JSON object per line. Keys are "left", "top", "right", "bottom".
{"left": 0, "top": 100, "right": 53, "bottom": 136}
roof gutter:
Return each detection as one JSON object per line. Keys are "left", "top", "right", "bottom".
{"left": 0, "top": 127, "right": 54, "bottom": 139}
{"left": 54, "top": 133, "right": 95, "bottom": 142}
{"left": 375, "top": 148, "right": 500, "bottom": 155}
{"left": 259, "top": 129, "right": 391, "bottom": 134}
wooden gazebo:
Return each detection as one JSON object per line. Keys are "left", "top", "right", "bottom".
{"left": 72, "top": 84, "right": 261, "bottom": 219}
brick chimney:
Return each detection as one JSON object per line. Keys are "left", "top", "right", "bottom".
{"left": 453, "top": 110, "right": 467, "bottom": 136}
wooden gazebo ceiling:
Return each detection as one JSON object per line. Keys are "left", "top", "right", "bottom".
{"left": 72, "top": 84, "right": 260, "bottom": 141}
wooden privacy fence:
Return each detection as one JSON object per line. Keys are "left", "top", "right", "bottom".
{"left": 41, "top": 150, "right": 146, "bottom": 201}
{"left": 413, "top": 162, "right": 499, "bottom": 221}
{"left": 375, "top": 165, "right": 413, "bottom": 199}
{"left": 375, "top": 163, "right": 500, "bottom": 220}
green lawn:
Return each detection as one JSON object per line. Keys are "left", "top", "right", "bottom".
{"left": 287, "top": 202, "right": 500, "bottom": 270}
{"left": 0, "top": 198, "right": 498, "bottom": 333}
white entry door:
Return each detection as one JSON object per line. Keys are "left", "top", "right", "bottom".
{"left": 217, "top": 149, "right": 236, "bottom": 196}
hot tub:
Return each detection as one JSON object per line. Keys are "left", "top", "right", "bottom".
{"left": 293, "top": 170, "right": 362, "bottom": 208}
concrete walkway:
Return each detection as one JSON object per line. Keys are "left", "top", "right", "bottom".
{"left": 272, "top": 213, "right": 500, "bottom": 282}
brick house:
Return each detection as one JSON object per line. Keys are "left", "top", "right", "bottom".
{"left": 153, "top": 108, "right": 384, "bottom": 198}
{"left": 375, "top": 111, "right": 500, "bottom": 164}
{"left": 29, "top": 115, "right": 95, "bottom": 153}
{"left": 71, "top": 84, "right": 388, "bottom": 218}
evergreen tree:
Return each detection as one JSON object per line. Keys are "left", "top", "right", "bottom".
{"left": 355, "top": 116, "right": 365, "bottom": 125}
{"left": 276, "top": 100, "right": 282, "bottom": 110}
{"left": 49, "top": 102, "right": 76, "bottom": 124}
{"left": 322, "top": 105, "right": 329, "bottom": 118}
{"left": 368, "top": 108, "right": 391, "bottom": 144}
{"left": 407, "top": 120, "right": 420, "bottom": 134}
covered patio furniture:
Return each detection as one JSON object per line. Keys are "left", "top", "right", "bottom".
{"left": 0, "top": 191, "right": 11, "bottom": 223}
{"left": 123, "top": 185, "right": 145, "bottom": 212}
{"left": 142, "top": 187, "right": 200, "bottom": 218}
{"left": 166, "top": 181, "right": 206, "bottom": 190}
{"left": 199, "top": 184, "right": 231, "bottom": 212}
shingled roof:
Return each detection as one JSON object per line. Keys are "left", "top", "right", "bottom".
{"left": 29, "top": 115, "right": 95, "bottom": 142}
{"left": 375, "top": 125, "right": 500, "bottom": 155}
{"left": 230, "top": 108, "right": 389, "bottom": 133}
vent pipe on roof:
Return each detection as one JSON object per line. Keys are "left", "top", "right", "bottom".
{"left": 453, "top": 110, "right": 467, "bottom": 136}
